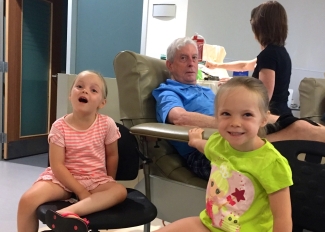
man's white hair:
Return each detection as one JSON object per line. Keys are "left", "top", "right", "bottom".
{"left": 166, "top": 37, "right": 197, "bottom": 62}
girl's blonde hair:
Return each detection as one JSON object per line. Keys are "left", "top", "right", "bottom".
{"left": 215, "top": 77, "right": 269, "bottom": 137}
{"left": 71, "top": 70, "right": 108, "bottom": 99}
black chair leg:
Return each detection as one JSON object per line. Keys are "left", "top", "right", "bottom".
{"left": 144, "top": 222, "right": 151, "bottom": 232}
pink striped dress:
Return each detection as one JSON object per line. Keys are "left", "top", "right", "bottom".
{"left": 36, "top": 114, "right": 121, "bottom": 192}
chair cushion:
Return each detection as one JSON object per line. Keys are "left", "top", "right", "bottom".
{"left": 37, "top": 188, "right": 157, "bottom": 230}
{"left": 155, "top": 151, "right": 207, "bottom": 188}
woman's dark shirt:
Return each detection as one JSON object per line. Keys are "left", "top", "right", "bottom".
{"left": 252, "top": 44, "right": 292, "bottom": 116}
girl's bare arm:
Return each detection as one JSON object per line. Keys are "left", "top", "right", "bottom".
{"left": 105, "top": 140, "right": 119, "bottom": 179}
{"left": 50, "top": 143, "right": 90, "bottom": 200}
{"left": 188, "top": 128, "right": 207, "bottom": 153}
{"left": 269, "top": 187, "right": 292, "bottom": 232}
{"left": 206, "top": 58, "right": 257, "bottom": 71}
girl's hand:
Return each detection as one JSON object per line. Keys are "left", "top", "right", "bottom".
{"left": 205, "top": 61, "right": 218, "bottom": 69}
{"left": 218, "top": 77, "right": 231, "bottom": 86}
{"left": 77, "top": 189, "right": 91, "bottom": 200}
{"left": 188, "top": 128, "right": 204, "bottom": 147}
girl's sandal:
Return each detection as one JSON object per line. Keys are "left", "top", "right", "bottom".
{"left": 45, "top": 210, "right": 89, "bottom": 232}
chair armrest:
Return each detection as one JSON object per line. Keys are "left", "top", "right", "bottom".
{"left": 130, "top": 122, "right": 217, "bottom": 142}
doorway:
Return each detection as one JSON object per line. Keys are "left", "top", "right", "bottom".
{"left": 2, "top": 0, "right": 67, "bottom": 159}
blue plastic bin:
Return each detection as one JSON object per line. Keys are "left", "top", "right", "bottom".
{"left": 233, "top": 71, "right": 249, "bottom": 77}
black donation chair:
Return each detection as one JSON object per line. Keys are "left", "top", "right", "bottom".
{"left": 272, "top": 140, "right": 325, "bottom": 232}
{"left": 36, "top": 123, "right": 157, "bottom": 232}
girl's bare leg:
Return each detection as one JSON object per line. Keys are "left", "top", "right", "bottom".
{"left": 57, "top": 182, "right": 127, "bottom": 216}
{"left": 154, "top": 217, "right": 210, "bottom": 232}
{"left": 266, "top": 120, "right": 325, "bottom": 143}
{"left": 17, "top": 181, "right": 70, "bottom": 232}
{"left": 268, "top": 114, "right": 280, "bottom": 124}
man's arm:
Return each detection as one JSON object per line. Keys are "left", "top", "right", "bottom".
{"left": 168, "top": 107, "right": 217, "bottom": 128}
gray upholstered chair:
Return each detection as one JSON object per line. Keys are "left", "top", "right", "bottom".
{"left": 113, "top": 50, "right": 217, "bottom": 222}
{"left": 299, "top": 77, "right": 325, "bottom": 125}
{"left": 113, "top": 50, "right": 212, "bottom": 188}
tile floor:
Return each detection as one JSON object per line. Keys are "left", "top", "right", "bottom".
{"left": 0, "top": 153, "right": 48, "bottom": 231}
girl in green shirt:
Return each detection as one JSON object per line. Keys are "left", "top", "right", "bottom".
{"left": 155, "top": 77, "right": 292, "bottom": 232}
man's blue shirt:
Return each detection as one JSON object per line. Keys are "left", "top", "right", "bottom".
{"left": 152, "top": 79, "right": 215, "bottom": 158}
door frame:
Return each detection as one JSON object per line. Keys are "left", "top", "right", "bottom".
{"left": 0, "top": 0, "right": 4, "bottom": 159}
{"left": 4, "top": 0, "right": 23, "bottom": 159}
{"left": 4, "top": 0, "right": 65, "bottom": 159}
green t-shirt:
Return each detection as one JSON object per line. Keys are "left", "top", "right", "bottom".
{"left": 200, "top": 133, "right": 293, "bottom": 232}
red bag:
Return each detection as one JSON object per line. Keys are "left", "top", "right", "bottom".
{"left": 192, "top": 33, "right": 205, "bottom": 62}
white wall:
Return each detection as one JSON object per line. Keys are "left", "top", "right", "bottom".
{"left": 144, "top": 0, "right": 188, "bottom": 58}
{"left": 66, "top": 0, "right": 77, "bottom": 74}
{"left": 186, "top": 0, "right": 325, "bottom": 107}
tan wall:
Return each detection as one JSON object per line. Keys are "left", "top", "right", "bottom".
{"left": 56, "top": 73, "right": 121, "bottom": 123}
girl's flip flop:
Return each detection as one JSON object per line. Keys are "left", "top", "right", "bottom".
{"left": 45, "top": 210, "right": 89, "bottom": 232}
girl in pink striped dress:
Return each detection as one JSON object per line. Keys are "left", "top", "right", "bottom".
{"left": 17, "top": 70, "right": 127, "bottom": 232}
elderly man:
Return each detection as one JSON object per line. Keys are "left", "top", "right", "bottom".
{"left": 152, "top": 37, "right": 325, "bottom": 180}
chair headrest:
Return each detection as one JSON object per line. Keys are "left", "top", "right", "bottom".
{"left": 114, "top": 51, "right": 169, "bottom": 120}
